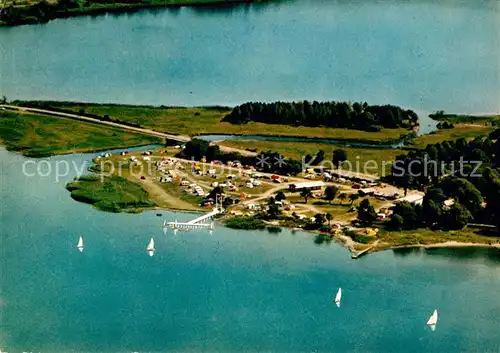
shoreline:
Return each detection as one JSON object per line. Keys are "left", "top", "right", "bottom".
{"left": 379, "top": 241, "right": 500, "bottom": 252}
{"left": 160, "top": 207, "right": 500, "bottom": 257}
{"left": 0, "top": 0, "right": 275, "bottom": 27}
{"left": 7, "top": 142, "right": 163, "bottom": 159}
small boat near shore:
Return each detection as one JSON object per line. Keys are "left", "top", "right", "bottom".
{"left": 426, "top": 309, "right": 438, "bottom": 331}
{"left": 77, "top": 236, "right": 84, "bottom": 252}
{"left": 334, "top": 288, "right": 342, "bottom": 307}
{"left": 146, "top": 237, "right": 155, "bottom": 257}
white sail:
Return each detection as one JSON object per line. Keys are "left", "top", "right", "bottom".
{"left": 77, "top": 236, "right": 84, "bottom": 252}
{"left": 147, "top": 237, "right": 155, "bottom": 250}
{"left": 334, "top": 288, "right": 342, "bottom": 307}
{"left": 426, "top": 309, "right": 438, "bottom": 328}
{"left": 147, "top": 237, "right": 155, "bottom": 256}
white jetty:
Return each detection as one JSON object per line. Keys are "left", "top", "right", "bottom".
{"left": 163, "top": 197, "right": 223, "bottom": 234}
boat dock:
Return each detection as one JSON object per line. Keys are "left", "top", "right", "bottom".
{"left": 163, "top": 197, "right": 224, "bottom": 233}
{"left": 350, "top": 240, "right": 379, "bottom": 259}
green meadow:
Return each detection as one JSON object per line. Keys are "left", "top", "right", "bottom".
{"left": 14, "top": 101, "right": 410, "bottom": 142}
{"left": 218, "top": 139, "right": 406, "bottom": 176}
{"left": 66, "top": 175, "right": 156, "bottom": 213}
{"left": 0, "top": 109, "right": 161, "bottom": 157}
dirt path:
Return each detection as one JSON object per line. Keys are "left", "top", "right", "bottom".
{"left": 296, "top": 203, "right": 323, "bottom": 214}
{"left": 130, "top": 175, "right": 200, "bottom": 211}
{"left": 240, "top": 183, "right": 294, "bottom": 205}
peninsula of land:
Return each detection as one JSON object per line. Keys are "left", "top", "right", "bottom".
{"left": 1, "top": 100, "right": 499, "bottom": 257}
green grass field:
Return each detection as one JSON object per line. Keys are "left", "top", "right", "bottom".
{"left": 0, "top": 110, "right": 161, "bottom": 157}
{"left": 218, "top": 139, "right": 406, "bottom": 176}
{"left": 377, "top": 227, "right": 500, "bottom": 248}
{"left": 15, "top": 101, "right": 410, "bottom": 142}
{"left": 408, "top": 124, "right": 494, "bottom": 149}
{"left": 430, "top": 113, "right": 500, "bottom": 124}
{"left": 66, "top": 175, "right": 156, "bottom": 212}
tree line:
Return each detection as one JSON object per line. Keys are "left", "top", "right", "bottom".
{"left": 1, "top": 0, "right": 80, "bottom": 25}
{"left": 389, "top": 130, "right": 500, "bottom": 190}
{"left": 385, "top": 128, "right": 500, "bottom": 231}
{"left": 222, "top": 101, "right": 419, "bottom": 132}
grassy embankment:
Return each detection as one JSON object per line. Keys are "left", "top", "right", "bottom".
{"left": 376, "top": 227, "right": 500, "bottom": 249}
{"left": 225, "top": 216, "right": 266, "bottom": 230}
{"left": 430, "top": 112, "right": 500, "bottom": 124}
{"left": 408, "top": 124, "right": 495, "bottom": 149}
{"left": 13, "top": 101, "right": 410, "bottom": 143}
{"left": 408, "top": 113, "right": 500, "bottom": 150}
{"left": 219, "top": 139, "right": 406, "bottom": 176}
{"left": 66, "top": 175, "right": 156, "bottom": 213}
{"left": 0, "top": 0, "right": 275, "bottom": 26}
{"left": 0, "top": 109, "right": 161, "bottom": 157}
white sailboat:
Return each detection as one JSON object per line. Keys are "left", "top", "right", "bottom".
{"left": 146, "top": 237, "right": 155, "bottom": 257}
{"left": 334, "top": 288, "right": 342, "bottom": 307}
{"left": 426, "top": 309, "right": 438, "bottom": 331}
{"left": 77, "top": 236, "right": 84, "bottom": 252}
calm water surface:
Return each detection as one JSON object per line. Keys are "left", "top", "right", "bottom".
{"left": 1, "top": 1, "right": 500, "bottom": 351}
{"left": 1, "top": 147, "right": 500, "bottom": 352}
{"left": 1, "top": 0, "right": 499, "bottom": 114}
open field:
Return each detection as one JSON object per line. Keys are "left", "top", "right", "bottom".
{"left": 66, "top": 175, "right": 156, "bottom": 212}
{"left": 407, "top": 124, "right": 495, "bottom": 149}
{"left": 430, "top": 113, "right": 500, "bottom": 124}
{"left": 218, "top": 139, "right": 406, "bottom": 176}
{"left": 0, "top": 110, "right": 161, "bottom": 157}
{"left": 13, "top": 101, "right": 410, "bottom": 143}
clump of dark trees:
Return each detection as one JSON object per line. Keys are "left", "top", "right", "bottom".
{"left": 1, "top": 0, "right": 80, "bottom": 25}
{"left": 436, "top": 121, "right": 455, "bottom": 130}
{"left": 385, "top": 129, "right": 500, "bottom": 231}
{"left": 222, "top": 101, "right": 419, "bottom": 132}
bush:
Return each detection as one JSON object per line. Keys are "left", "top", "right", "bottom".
{"left": 225, "top": 216, "right": 266, "bottom": 230}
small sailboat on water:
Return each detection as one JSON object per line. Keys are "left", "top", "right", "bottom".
{"left": 146, "top": 237, "right": 155, "bottom": 257}
{"left": 77, "top": 236, "right": 84, "bottom": 252}
{"left": 334, "top": 288, "right": 342, "bottom": 307}
{"left": 426, "top": 309, "right": 438, "bottom": 331}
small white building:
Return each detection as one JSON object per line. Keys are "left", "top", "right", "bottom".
{"left": 395, "top": 194, "right": 424, "bottom": 205}
{"left": 289, "top": 181, "right": 325, "bottom": 191}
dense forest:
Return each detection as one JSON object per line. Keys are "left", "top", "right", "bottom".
{"left": 389, "top": 129, "right": 500, "bottom": 190}
{"left": 222, "top": 101, "right": 419, "bottom": 132}
{"left": 386, "top": 128, "right": 500, "bottom": 231}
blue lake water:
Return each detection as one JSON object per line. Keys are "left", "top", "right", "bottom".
{"left": 1, "top": 0, "right": 500, "bottom": 351}
{"left": 1, "top": 148, "right": 500, "bottom": 352}
{"left": 1, "top": 0, "right": 499, "bottom": 115}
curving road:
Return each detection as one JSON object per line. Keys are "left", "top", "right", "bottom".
{"left": 2, "top": 104, "right": 257, "bottom": 156}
